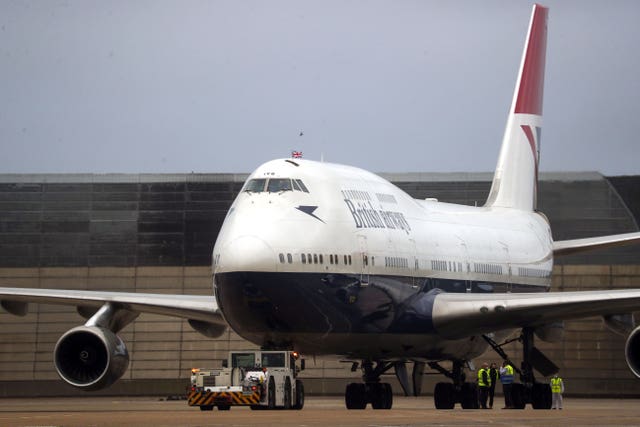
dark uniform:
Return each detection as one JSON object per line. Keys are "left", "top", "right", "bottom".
{"left": 488, "top": 363, "right": 498, "bottom": 409}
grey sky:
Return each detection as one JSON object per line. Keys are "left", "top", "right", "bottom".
{"left": 1, "top": 0, "right": 639, "bottom": 175}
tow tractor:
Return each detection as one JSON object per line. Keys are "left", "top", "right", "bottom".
{"left": 188, "top": 350, "right": 305, "bottom": 411}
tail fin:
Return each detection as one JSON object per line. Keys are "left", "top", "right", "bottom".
{"left": 485, "top": 4, "right": 548, "bottom": 210}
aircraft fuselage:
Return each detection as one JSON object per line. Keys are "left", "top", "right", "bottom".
{"left": 212, "top": 158, "right": 553, "bottom": 361}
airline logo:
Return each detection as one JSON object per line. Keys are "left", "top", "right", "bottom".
{"left": 295, "top": 205, "right": 325, "bottom": 223}
{"left": 342, "top": 190, "right": 411, "bottom": 235}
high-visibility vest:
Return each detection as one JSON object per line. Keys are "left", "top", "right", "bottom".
{"left": 550, "top": 377, "right": 563, "bottom": 393}
{"left": 478, "top": 368, "right": 491, "bottom": 387}
{"left": 500, "top": 364, "right": 514, "bottom": 384}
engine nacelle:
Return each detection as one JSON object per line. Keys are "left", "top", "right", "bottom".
{"left": 54, "top": 325, "right": 129, "bottom": 391}
{"left": 625, "top": 326, "right": 640, "bottom": 378}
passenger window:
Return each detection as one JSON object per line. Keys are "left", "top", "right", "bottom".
{"left": 319, "top": 254, "right": 324, "bottom": 264}
{"left": 267, "top": 178, "right": 292, "bottom": 192}
{"left": 244, "top": 178, "right": 267, "bottom": 192}
{"left": 301, "top": 254, "right": 306, "bottom": 264}
{"left": 313, "top": 254, "right": 318, "bottom": 264}
{"left": 287, "top": 253, "right": 293, "bottom": 263}
{"left": 279, "top": 253, "right": 285, "bottom": 263}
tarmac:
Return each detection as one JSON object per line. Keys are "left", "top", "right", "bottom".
{"left": 1, "top": 396, "right": 639, "bottom": 427}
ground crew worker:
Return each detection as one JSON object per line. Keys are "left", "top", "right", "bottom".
{"left": 488, "top": 362, "right": 498, "bottom": 409}
{"left": 499, "top": 361, "right": 515, "bottom": 409}
{"left": 477, "top": 362, "right": 491, "bottom": 409}
{"left": 550, "top": 373, "right": 564, "bottom": 409}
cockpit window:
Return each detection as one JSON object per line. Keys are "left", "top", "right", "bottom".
{"left": 294, "top": 179, "right": 309, "bottom": 193}
{"left": 267, "top": 178, "right": 292, "bottom": 192}
{"left": 244, "top": 178, "right": 309, "bottom": 193}
{"left": 244, "top": 178, "right": 267, "bottom": 192}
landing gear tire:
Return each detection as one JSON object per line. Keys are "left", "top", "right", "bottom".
{"left": 345, "top": 383, "right": 367, "bottom": 409}
{"left": 531, "top": 383, "right": 552, "bottom": 409}
{"left": 293, "top": 379, "right": 305, "bottom": 410}
{"left": 268, "top": 378, "right": 276, "bottom": 409}
{"left": 370, "top": 383, "right": 393, "bottom": 410}
{"left": 434, "top": 382, "right": 455, "bottom": 409}
{"left": 283, "top": 378, "right": 292, "bottom": 409}
{"left": 511, "top": 383, "right": 526, "bottom": 409}
{"left": 199, "top": 405, "right": 213, "bottom": 411}
{"left": 460, "top": 382, "right": 479, "bottom": 409}
{"left": 217, "top": 404, "right": 230, "bottom": 411}
{"left": 382, "top": 383, "right": 393, "bottom": 409}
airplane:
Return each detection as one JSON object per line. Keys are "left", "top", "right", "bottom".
{"left": 2, "top": 3, "right": 640, "bottom": 410}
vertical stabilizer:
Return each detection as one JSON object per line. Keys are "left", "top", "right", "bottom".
{"left": 485, "top": 4, "right": 548, "bottom": 210}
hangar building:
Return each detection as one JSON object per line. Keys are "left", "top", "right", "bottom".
{"left": 0, "top": 171, "right": 638, "bottom": 397}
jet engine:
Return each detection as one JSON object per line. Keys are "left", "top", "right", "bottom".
{"left": 625, "top": 326, "right": 640, "bottom": 378}
{"left": 54, "top": 325, "right": 129, "bottom": 391}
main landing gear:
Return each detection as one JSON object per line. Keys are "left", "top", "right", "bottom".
{"left": 344, "top": 360, "right": 394, "bottom": 409}
{"left": 430, "top": 327, "right": 556, "bottom": 410}
{"left": 429, "top": 360, "right": 479, "bottom": 409}
{"left": 482, "top": 327, "right": 555, "bottom": 410}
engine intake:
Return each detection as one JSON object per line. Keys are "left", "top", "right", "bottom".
{"left": 54, "top": 325, "right": 129, "bottom": 391}
{"left": 625, "top": 326, "right": 640, "bottom": 378}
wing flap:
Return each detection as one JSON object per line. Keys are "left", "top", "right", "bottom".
{"left": 0, "top": 287, "right": 224, "bottom": 326}
{"left": 432, "top": 289, "right": 640, "bottom": 339}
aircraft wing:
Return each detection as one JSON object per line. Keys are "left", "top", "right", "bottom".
{"left": 0, "top": 287, "right": 225, "bottom": 335}
{"left": 553, "top": 232, "right": 640, "bottom": 256}
{"left": 432, "top": 289, "right": 640, "bottom": 339}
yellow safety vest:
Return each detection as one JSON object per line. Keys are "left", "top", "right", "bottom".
{"left": 478, "top": 368, "right": 491, "bottom": 387}
{"left": 550, "top": 377, "right": 563, "bottom": 393}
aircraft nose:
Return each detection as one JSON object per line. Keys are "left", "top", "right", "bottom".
{"left": 215, "top": 235, "right": 276, "bottom": 273}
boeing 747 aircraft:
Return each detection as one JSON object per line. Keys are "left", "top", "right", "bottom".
{"left": 1, "top": 4, "right": 640, "bottom": 410}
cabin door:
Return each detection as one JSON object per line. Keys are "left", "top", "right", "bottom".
{"left": 357, "top": 234, "right": 370, "bottom": 285}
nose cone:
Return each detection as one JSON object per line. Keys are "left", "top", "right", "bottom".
{"left": 215, "top": 235, "right": 276, "bottom": 273}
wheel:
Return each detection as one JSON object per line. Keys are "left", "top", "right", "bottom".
{"left": 345, "top": 382, "right": 367, "bottom": 409}
{"left": 531, "top": 383, "right": 552, "bottom": 409}
{"left": 511, "top": 383, "right": 526, "bottom": 409}
{"left": 293, "top": 379, "right": 305, "bottom": 410}
{"left": 217, "top": 404, "right": 230, "bottom": 411}
{"left": 434, "top": 382, "right": 455, "bottom": 409}
{"left": 268, "top": 378, "right": 276, "bottom": 409}
{"left": 370, "top": 383, "right": 393, "bottom": 410}
{"left": 381, "top": 382, "right": 393, "bottom": 410}
{"left": 460, "top": 382, "right": 479, "bottom": 409}
{"left": 283, "top": 378, "right": 292, "bottom": 409}
{"left": 199, "top": 405, "right": 213, "bottom": 411}
{"left": 369, "top": 383, "right": 386, "bottom": 409}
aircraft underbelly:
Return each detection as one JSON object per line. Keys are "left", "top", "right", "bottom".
{"left": 215, "top": 271, "right": 519, "bottom": 359}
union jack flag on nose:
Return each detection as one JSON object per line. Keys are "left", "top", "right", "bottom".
{"left": 291, "top": 151, "right": 303, "bottom": 159}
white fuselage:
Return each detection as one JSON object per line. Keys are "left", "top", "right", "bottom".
{"left": 212, "top": 158, "right": 553, "bottom": 360}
